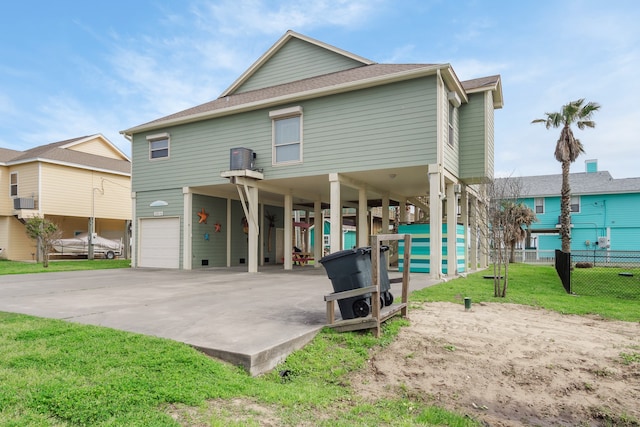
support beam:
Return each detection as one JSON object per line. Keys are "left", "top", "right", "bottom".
{"left": 382, "top": 194, "right": 390, "bottom": 234}
{"left": 428, "top": 164, "right": 442, "bottom": 279}
{"left": 460, "top": 187, "right": 469, "bottom": 273}
{"left": 470, "top": 196, "right": 478, "bottom": 271}
{"left": 183, "top": 187, "right": 192, "bottom": 270}
{"left": 314, "top": 199, "right": 323, "bottom": 268}
{"left": 358, "top": 188, "right": 368, "bottom": 247}
{"left": 446, "top": 183, "right": 457, "bottom": 276}
{"left": 329, "top": 176, "right": 342, "bottom": 253}
{"left": 284, "top": 193, "right": 293, "bottom": 270}
{"left": 226, "top": 198, "right": 232, "bottom": 267}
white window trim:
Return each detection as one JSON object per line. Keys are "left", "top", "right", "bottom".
{"left": 534, "top": 197, "right": 544, "bottom": 214}
{"left": 9, "top": 172, "right": 17, "bottom": 197}
{"left": 571, "top": 195, "right": 581, "bottom": 213}
{"left": 147, "top": 132, "right": 170, "bottom": 160}
{"left": 270, "top": 106, "right": 303, "bottom": 166}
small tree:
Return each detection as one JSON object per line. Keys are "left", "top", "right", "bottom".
{"left": 485, "top": 178, "right": 536, "bottom": 297}
{"left": 24, "top": 216, "right": 61, "bottom": 268}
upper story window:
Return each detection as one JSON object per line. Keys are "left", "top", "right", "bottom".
{"left": 571, "top": 195, "right": 580, "bottom": 213}
{"left": 147, "top": 133, "right": 170, "bottom": 160}
{"left": 534, "top": 197, "right": 544, "bottom": 214}
{"left": 448, "top": 103, "right": 455, "bottom": 147}
{"left": 270, "top": 106, "right": 302, "bottom": 165}
{"left": 10, "top": 172, "right": 17, "bottom": 197}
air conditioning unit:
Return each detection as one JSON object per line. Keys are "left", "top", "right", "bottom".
{"left": 13, "top": 197, "right": 35, "bottom": 209}
{"left": 597, "top": 236, "right": 610, "bottom": 248}
{"left": 230, "top": 147, "right": 255, "bottom": 170}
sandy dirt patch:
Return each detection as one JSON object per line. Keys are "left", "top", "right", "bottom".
{"left": 350, "top": 302, "right": 640, "bottom": 426}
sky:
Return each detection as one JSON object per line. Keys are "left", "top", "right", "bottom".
{"left": 1, "top": 0, "right": 639, "bottom": 178}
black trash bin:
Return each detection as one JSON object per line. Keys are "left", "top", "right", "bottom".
{"left": 364, "top": 245, "right": 394, "bottom": 307}
{"left": 319, "top": 247, "right": 373, "bottom": 319}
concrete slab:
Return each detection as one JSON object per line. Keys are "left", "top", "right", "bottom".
{"left": 0, "top": 266, "right": 438, "bottom": 375}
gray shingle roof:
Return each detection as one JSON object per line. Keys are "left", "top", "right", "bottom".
{"left": 1, "top": 136, "right": 130, "bottom": 175}
{"left": 502, "top": 171, "right": 640, "bottom": 197}
{"left": 132, "top": 63, "right": 439, "bottom": 130}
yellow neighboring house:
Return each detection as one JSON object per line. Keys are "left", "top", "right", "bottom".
{"left": 0, "top": 134, "right": 131, "bottom": 261}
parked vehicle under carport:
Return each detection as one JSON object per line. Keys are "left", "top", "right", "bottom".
{"left": 52, "top": 233, "right": 123, "bottom": 259}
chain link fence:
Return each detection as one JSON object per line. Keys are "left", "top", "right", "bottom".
{"left": 569, "top": 250, "right": 640, "bottom": 299}
{"left": 511, "top": 249, "right": 640, "bottom": 299}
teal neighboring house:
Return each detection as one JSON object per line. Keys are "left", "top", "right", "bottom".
{"left": 121, "top": 31, "right": 502, "bottom": 277}
{"left": 512, "top": 160, "right": 640, "bottom": 253}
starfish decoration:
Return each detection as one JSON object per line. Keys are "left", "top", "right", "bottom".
{"left": 214, "top": 223, "right": 221, "bottom": 232}
{"left": 197, "top": 208, "right": 209, "bottom": 224}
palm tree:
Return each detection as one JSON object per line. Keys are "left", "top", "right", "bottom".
{"left": 532, "top": 99, "right": 600, "bottom": 252}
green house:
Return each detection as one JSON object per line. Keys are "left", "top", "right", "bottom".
{"left": 121, "top": 31, "right": 502, "bottom": 278}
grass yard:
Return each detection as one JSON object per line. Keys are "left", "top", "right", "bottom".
{"left": 0, "top": 263, "right": 638, "bottom": 425}
{"left": 570, "top": 266, "right": 640, "bottom": 299}
{"left": 0, "top": 259, "right": 131, "bottom": 275}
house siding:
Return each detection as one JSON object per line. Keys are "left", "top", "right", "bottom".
{"left": 525, "top": 193, "right": 640, "bottom": 252}
{"left": 41, "top": 164, "right": 131, "bottom": 219}
{"left": 0, "top": 166, "right": 10, "bottom": 215}
{"left": 458, "top": 92, "right": 492, "bottom": 183}
{"left": 8, "top": 163, "right": 39, "bottom": 204}
{"left": 68, "top": 137, "right": 125, "bottom": 160}
{"left": 235, "top": 37, "right": 364, "bottom": 94}
{"left": 132, "top": 77, "right": 439, "bottom": 191}
{"left": 191, "top": 194, "right": 228, "bottom": 268}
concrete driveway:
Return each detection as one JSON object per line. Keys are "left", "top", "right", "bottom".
{"left": 0, "top": 266, "right": 435, "bottom": 375}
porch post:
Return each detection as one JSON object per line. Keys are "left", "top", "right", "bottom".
{"left": 183, "top": 187, "right": 192, "bottom": 270}
{"left": 284, "top": 193, "right": 293, "bottom": 270}
{"left": 329, "top": 174, "right": 342, "bottom": 253}
{"left": 428, "top": 164, "right": 442, "bottom": 279}
{"left": 382, "top": 193, "right": 390, "bottom": 234}
{"left": 247, "top": 184, "right": 259, "bottom": 273}
{"left": 460, "top": 188, "right": 469, "bottom": 273}
{"left": 446, "top": 183, "right": 457, "bottom": 276}
{"left": 358, "top": 188, "right": 368, "bottom": 247}
{"left": 470, "top": 195, "right": 478, "bottom": 271}
{"left": 314, "top": 199, "right": 323, "bottom": 268}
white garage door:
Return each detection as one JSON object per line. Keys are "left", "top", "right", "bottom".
{"left": 139, "top": 217, "right": 180, "bottom": 268}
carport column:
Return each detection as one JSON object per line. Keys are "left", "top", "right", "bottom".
{"left": 226, "top": 198, "right": 232, "bottom": 267}
{"left": 131, "top": 192, "right": 137, "bottom": 267}
{"left": 479, "top": 198, "right": 489, "bottom": 268}
{"left": 358, "top": 188, "right": 368, "bottom": 247}
{"left": 382, "top": 194, "right": 390, "bottom": 233}
{"left": 284, "top": 193, "right": 293, "bottom": 270}
{"left": 399, "top": 200, "right": 407, "bottom": 223}
{"left": 460, "top": 187, "right": 469, "bottom": 273}
{"left": 183, "top": 187, "right": 192, "bottom": 270}
{"left": 314, "top": 199, "right": 322, "bottom": 268}
{"left": 469, "top": 195, "right": 478, "bottom": 271}
{"left": 428, "top": 164, "right": 442, "bottom": 279}
{"left": 247, "top": 185, "right": 259, "bottom": 273}
{"left": 329, "top": 173, "right": 342, "bottom": 253}
{"left": 446, "top": 183, "right": 457, "bottom": 276}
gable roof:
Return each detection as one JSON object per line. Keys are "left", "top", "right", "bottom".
{"left": 122, "top": 31, "right": 502, "bottom": 136}
{"left": 462, "top": 75, "right": 503, "bottom": 109}
{"left": 0, "top": 147, "right": 22, "bottom": 163}
{"left": 505, "top": 171, "right": 640, "bottom": 197}
{"left": 1, "top": 134, "right": 131, "bottom": 175}
{"left": 221, "top": 30, "right": 374, "bottom": 97}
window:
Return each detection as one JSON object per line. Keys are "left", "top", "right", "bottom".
{"left": 10, "top": 172, "right": 17, "bottom": 197}
{"left": 147, "top": 133, "right": 170, "bottom": 159}
{"left": 270, "top": 106, "right": 302, "bottom": 165}
{"left": 534, "top": 197, "right": 544, "bottom": 214}
{"left": 448, "top": 103, "right": 455, "bottom": 147}
{"left": 571, "top": 195, "right": 580, "bottom": 213}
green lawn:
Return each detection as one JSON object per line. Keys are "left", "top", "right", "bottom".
{"left": 0, "top": 263, "right": 638, "bottom": 425}
{"left": 0, "top": 259, "right": 131, "bottom": 275}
